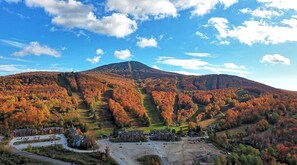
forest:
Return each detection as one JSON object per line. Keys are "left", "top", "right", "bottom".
{"left": 0, "top": 61, "right": 296, "bottom": 164}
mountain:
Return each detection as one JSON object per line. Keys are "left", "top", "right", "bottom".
{"left": 86, "top": 61, "right": 277, "bottom": 92}
{"left": 0, "top": 61, "right": 279, "bottom": 92}
{"left": 87, "top": 61, "right": 178, "bottom": 79}
{"left": 1, "top": 61, "right": 296, "bottom": 164}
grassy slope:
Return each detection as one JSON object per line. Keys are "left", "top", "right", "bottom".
{"left": 72, "top": 91, "right": 118, "bottom": 136}
{"left": 72, "top": 93, "right": 100, "bottom": 136}
{"left": 96, "top": 90, "right": 116, "bottom": 135}
{"left": 140, "top": 88, "right": 163, "bottom": 125}
{"left": 128, "top": 123, "right": 188, "bottom": 133}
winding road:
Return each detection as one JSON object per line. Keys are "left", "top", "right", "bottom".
{"left": 11, "top": 147, "right": 71, "bottom": 165}
{"left": 9, "top": 134, "right": 95, "bottom": 165}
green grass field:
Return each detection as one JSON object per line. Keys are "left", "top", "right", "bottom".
{"left": 71, "top": 84, "right": 193, "bottom": 137}
{"left": 216, "top": 124, "right": 252, "bottom": 136}
{"left": 71, "top": 92, "right": 116, "bottom": 137}
{"left": 127, "top": 123, "right": 188, "bottom": 133}
{"left": 141, "top": 89, "right": 163, "bottom": 125}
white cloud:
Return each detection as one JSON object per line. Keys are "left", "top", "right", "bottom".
{"left": 172, "top": 70, "right": 200, "bottom": 75}
{"left": 186, "top": 52, "right": 211, "bottom": 57}
{"left": 136, "top": 37, "right": 158, "bottom": 48}
{"left": 152, "top": 65, "right": 161, "bottom": 70}
{"left": 209, "top": 16, "right": 297, "bottom": 45}
{"left": 106, "top": 0, "right": 177, "bottom": 20}
{"left": 208, "top": 17, "right": 229, "bottom": 39}
{"left": 12, "top": 42, "right": 60, "bottom": 57}
{"left": 96, "top": 48, "right": 104, "bottom": 55}
{"left": 0, "top": 39, "right": 25, "bottom": 48}
{"left": 219, "top": 40, "right": 230, "bottom": 45}
{"left": 282, "top": 18, "right": 297, "bottom": 28}
{"left": 260, "top": 54, "right": 290, "bottom": 65}
{"left": 203, "top": 66, "right": 249, "bottom": 77}
{"left": 61, "top": 46, "right": 67, "bottom": 51}
{"left": 114, "top": 49, "right": 131, "bottom": 60}
{"left": 257, "top": 0, "right": 297, "bottom": 11}
{"left": 86, "top": 56, "right": 101, "bottom": 64}
{"left": 25, "top": 0, "right": 137, "bottom": 38}
{"left": 0, "top": 64, "right": 73, "bottom": 75}
{"left": 224, "top": 63, "right": 245, "bottom": 69}
{"left": 0, "top": 65, "right": 21, "bottom": 72}
{"left": 157, "top": 56, "right": 249, "bottom": 77}
{"left": 0, "top": 56, "right": 31, "bottom": 62}
{"left": 195, "top": 31, "right": 208, "bottom": 39}
{"left": 224, "top": 63, "right": 239, "bottom": 69}
{"left": 0, "top": 65, "right": 38, "bottom": 73}
{"left": 159, "top": 34, "right": 164, "bottom": 40}
{"left": 157, "top": 57, "right": 208, "bottom": 70}
{"left": 4, "top": 0, "right": 21, "bottom": 3}
{"left": 174, "top": 0, "right": 238, "bottom": 16}
{"left": 240, "top": 8, "right": 282, "bottom": 18}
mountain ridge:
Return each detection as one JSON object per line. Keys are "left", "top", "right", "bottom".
{"left": 86, "top": 61, "right": 179, "bottom": 79}
{"left": 0, "top": 61, "right": 283, "bottom": 92}
{"left": 82, "top": 61, "right": 279, "bottom": 92}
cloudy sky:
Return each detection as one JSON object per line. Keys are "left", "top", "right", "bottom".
{"left": 0, "top": 0, "right": 297, "bottom": 91}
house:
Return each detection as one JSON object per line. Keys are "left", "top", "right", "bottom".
{"left": 188, "top": 130, "right": 199, "bottom": 137}
{"left": 12, "top": 127, "right": 65, "bottom": 137}
{"left": 149, "top": 130, "right": 180, "bottom": 141}
{"left": 12, "top": 129, "right": 36, "bottom": 137}
{"left": 116, "top": 130, "right": 147, "bottom": 142}
{"left": 65, "top": 128, "right": 83, "bottom": 147}
{"left": 73, "top": 134, "right": 82, "bottom": 147}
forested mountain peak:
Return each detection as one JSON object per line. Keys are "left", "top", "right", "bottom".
{"left": 85, "top": 61, "right": 277, "bottom": 92}
{"left": 86, "top": 61, "right": 179, "bottom": 78}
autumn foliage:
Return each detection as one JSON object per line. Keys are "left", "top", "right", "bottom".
{"left": 177, "top": 93, "right": 198, "bottom": 123}
{"left": 112, "top": 86, "right": 149, "bottom": 125}
{"left": 108, "top": 99, "right": 131, "bottom": 128}
{"left": 0, "top": 61, "right": 297, "bottom": 165}
{"left": 151, "top": 91, "right": 176, "bottom": 125}
{"left": 0, "top": 72, "right": 78, "bottom": 132}
{"left": 76, "top": 73, "right": 107, "bottom": 108}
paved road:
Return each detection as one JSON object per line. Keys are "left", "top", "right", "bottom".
{"left": 9, "top": 134, "right": 93, "bottom": 165}
{"left": 10, "top": 134, "right": 96, "bottom": 153}
{"left": 11, "top": 147, "right": 71, "bottom": 165}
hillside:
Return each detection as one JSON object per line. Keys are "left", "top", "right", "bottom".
{"left": 0, "top": 61, "right": 296, "bottom": 164}
{"left": 87, "top": 61, "right": 179, "bottom": 79}
{"left": 88, "top": 61, "right": 277, "bottom": 92}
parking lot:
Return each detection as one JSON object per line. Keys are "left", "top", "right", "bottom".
{"left": 98, "top": 137, "right": 223, "bottom": 165}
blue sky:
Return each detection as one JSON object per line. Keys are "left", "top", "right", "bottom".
{"left": 0, "top": 0, "right": 297, "bottom": 91}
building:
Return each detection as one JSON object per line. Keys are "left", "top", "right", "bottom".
{"left": 12, "top": 127, "right": 65, "bottom": 137}
{"left": 116, "top": 130, "right": 147, "bottom": 142}
{"left": 149, "top": 130, "right": 180, "bottom": 141}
